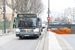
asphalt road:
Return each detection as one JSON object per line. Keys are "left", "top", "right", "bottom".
{"left": 60, "top": 34, "right": 75, "bottom": 50}
{"left": 0, "top": 33, "right": 44, "bottom": 50}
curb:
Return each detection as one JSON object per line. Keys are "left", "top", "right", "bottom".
{"left": 36, "top": 28, "right": 47, "bottom": 50}
{"left": 43, "top": 31, "right": 49, "bottom": 50}
{"left": 0, "top": 32, "right": 15, "bottom": 36}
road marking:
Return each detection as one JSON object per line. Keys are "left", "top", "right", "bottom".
{"left": 56, "top": 34, "right": 74, "bottom": 50}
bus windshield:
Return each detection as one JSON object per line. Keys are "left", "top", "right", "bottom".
{"left": 18, "top": 18, "right": 37, "bottom": 28}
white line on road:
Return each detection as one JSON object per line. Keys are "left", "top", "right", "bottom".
{"left": 56, "top": 34, "right": 74, "bottom": 50}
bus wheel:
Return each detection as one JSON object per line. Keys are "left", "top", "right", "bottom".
{"left": 19, "top": 36, "right": 23, "bottom": 39}
{"left": 36, "top": 36, "right": 39, "bottom": 38}
{"left": 40, "top": 33, "right": 41, "bottom": 35}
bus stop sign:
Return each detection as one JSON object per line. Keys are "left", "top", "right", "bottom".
{"left": 47, "top": 17, "right": 50, "bottom": 20}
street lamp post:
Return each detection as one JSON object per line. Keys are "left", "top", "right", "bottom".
{"left": 3, "top": 0, "right": 6, "bottom": 33}
{"left": 48, "top": 0, "right": 50, "bottom": 27}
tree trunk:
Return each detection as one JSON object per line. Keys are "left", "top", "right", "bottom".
{"left": 10, "top": 10, "right": 14, "bottom": 32}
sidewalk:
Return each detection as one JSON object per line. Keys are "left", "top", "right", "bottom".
{"left": 0, "top": 29, "right": 16, "bottom": 36}
{"left": 0, "top": 34, "right": 16, "bottom": 47}
{"left": 0, "top": 29, "right": 16, "bottom": 47}
{"left": 48, "top": 31, "right": 62, "bottom": 50}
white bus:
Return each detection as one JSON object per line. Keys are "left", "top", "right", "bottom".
{"left": 15, "top": 13, "right": 42, "bottom": 39}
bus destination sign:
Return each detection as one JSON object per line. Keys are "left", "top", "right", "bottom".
{"left": 17, "top": 14, "right": 37, "bottom": 18}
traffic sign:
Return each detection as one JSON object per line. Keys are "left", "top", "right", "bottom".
{"left": 48, "top": 28, "right": 51, "bottom": 31}
{"left": 47, "top": 17, "right": 50, "bottom": 20}
{"left": 66, "top": 21, "right": 69, "bottom": 23}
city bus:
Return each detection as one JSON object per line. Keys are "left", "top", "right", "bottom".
{"left": 15, "top": 13, "right": 42, "bottom": 39}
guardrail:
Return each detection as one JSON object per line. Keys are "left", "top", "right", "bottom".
{"left": 49, "top": 24, "right": 75, "bottom": 28}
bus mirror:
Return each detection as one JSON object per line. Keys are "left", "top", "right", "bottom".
{"left": 14, "top": 19, "right": 15, "bottom": 22}
{"left": 37, "top": 18, "right": 40, "bottom": 21}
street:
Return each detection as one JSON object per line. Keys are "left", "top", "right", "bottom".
{"left": 0, "top": 32, "right": 44, "bottom": 50}
{"left": 60, "top": 34, "right": 75, "bottom": 50}
{"left": 1, "top": 0, "right": 75, "bottom": 50}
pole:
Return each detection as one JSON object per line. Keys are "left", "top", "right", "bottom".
{"left": 48, "top": 0, "right": 50, "bottom": 27}
{"left": 3, "top": 0, "right": 6, "bottom": 33}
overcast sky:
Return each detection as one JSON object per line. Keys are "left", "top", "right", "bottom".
{"left": 42, "top": 0, "right": 75, "bottom": 11}
{"left": 41, "top": 0, "right": 75, "bottom": 22}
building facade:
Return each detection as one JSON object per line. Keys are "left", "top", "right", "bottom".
{"left": 64, "top": 8, "right": 72, "bottom": 17}
{"left": 0, "top": 0, "right": 13, "bottom": 22}
{"left": 73, "top": 7, "right": 75, "bottom": 21}
{"left": 64, "top": 7, "right": 74, "bottom": 22}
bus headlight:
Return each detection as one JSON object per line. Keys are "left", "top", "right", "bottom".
{"left": 16, "top": 28, "right": 20, "bottom": 34}
{"left": 33, "top": 28, "right": 39, "bottom": 34}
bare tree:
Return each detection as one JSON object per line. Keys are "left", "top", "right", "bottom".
{"left": 6, "top": 0, "right": 44, "bottom": 32}
{"left": 6, "top": 0, "right": 43, "bottom": 14}
{"left": 6, "top": 0, "right": 16, "bottom": 32}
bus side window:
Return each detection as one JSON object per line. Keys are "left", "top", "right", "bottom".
{"left": 38, "top": 20, "right": 42, "bottom": 27}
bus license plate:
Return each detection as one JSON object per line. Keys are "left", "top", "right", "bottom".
{"left": 24, "top": 35, "right": 29, "bottom": 36}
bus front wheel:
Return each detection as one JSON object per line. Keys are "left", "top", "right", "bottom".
{"left": 19, "top": 36, "right": 23, "bottom": 39}
{"left": 36, "top": 36, "right": 39, "bottom": 38}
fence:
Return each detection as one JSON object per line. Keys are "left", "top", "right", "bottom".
{"left": 0, "top": 22, "right": 10, "bottom": 29}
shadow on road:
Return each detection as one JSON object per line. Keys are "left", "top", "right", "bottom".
{"left": 17, "top": 37, "right": 38, "bottom": 40}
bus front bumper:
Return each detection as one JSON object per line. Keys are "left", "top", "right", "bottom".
{"left": 16, "top": 32, "right": 39, "bottom": 37}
